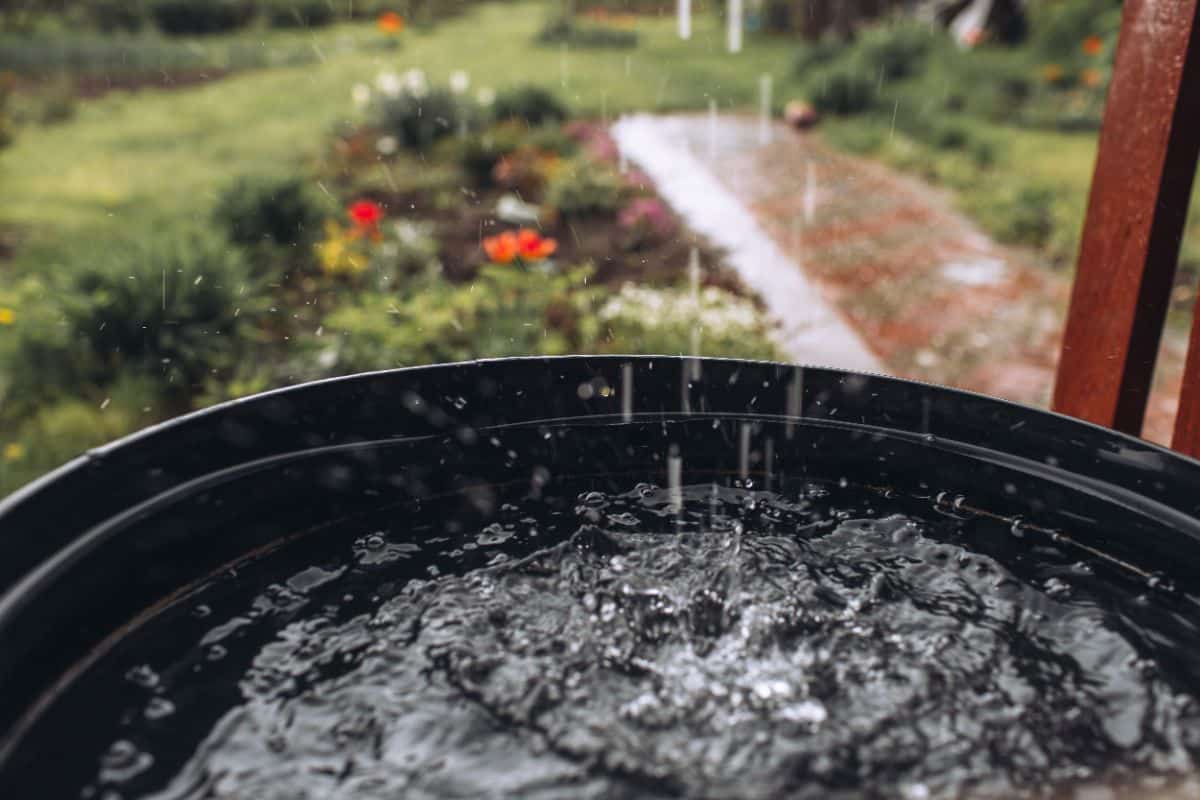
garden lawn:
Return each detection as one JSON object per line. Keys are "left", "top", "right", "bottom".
{"left": 0, "top": 1, "right": 803, "bottom": 279}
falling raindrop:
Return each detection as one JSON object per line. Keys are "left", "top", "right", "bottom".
{"left": 621, "top": 362, "right": 634, "bottom": 423}
{"left": 667, "top": 444, "right": 683, "bottom": 513}
{"left": 707, "top": 98, "right": 719, "bottom": 160}
{"left": 803, "top": 160, "right": 818, "bottom": 225}
{"left": 758, "top": 74, "right": 773, "bottom": 146}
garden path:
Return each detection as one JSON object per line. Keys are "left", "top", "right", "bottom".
{"left": 614, "top": 113, "right": 1187, "bottom": 445}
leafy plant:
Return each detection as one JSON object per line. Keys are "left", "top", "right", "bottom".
{"left": 805, "top": 62, "right": 877, "bottom": 116}
{"left": 63, "top": 229, "right": 264, "bottom": 397}
{"left": 545, "top": 156, "right": 623, "bottom": 218}
{"left": 86, "top": 0, "right": 148, "bottom": 32}
{"left": 148, "top": 0, "right": 254, "bottom": 35}
{"left": 492, "top": 85, "right": 569, "bottom": 127}
{"left": 213, "top": 175, "right": 331, "bottom": 258}
{"left": 855, "top": 20, "right": 938, "bottom": 81}
{"left": 535, "top": 16, "right": 639, "bottom": 49}
{"left": 596, "top": 283, "right": 779, "bottom": 361}
{"left": 453, "top": 124, "right": 530, "bottom": 186}
{"left": 303, "top": 265, "right": 598, "bottom": 376}
{"left": 261, "top": 0, "right": 336, "bottom": 28}
{"left": 370, "top": 73, "right": 474, "bottom": 152}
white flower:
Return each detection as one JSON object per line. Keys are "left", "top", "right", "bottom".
{"left": 449, "top": 70, "right": 470, "bottom": 95}
{"left": 402, "top": 68, "right": 428, "bottom": 98}
{"left": 351, "top": 83, "right": 371, "bottom": 109}
{"left": 476, "top": 86, "right": 496, "bottom": 107}
{"left": 376, "top": 135, "right": 398, "bottom": 155}
{"left": 375, "top": 71, "right": 402, "bottom": 98}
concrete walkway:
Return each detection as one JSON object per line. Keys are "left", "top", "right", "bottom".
{"left": 612, "top": 114, "right": 882, "bottom": 374}
{"left": 613, "top": 113, "right": 1187, "bottom": 444}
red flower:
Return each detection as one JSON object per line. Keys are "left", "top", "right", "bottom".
{"left": 348, "top": 200, "right": 384, "bottom": 232}
{"left": 1082, "top": 36, "right": 1104, "bottom": 56}
{"left": 517, "top": 228, "right": 557, "bottom": 260}
{"left": 483, "top": 231, "right": 519, "bottom": 264}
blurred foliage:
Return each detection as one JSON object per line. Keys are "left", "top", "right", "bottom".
{"left": 259, "top": 0, "right": 337, "bottom": 29}
{"left": 303, "top": 265, "right": 599, "bottom": 375}
{"left": 535, "top": 15, "right": 639, "bottom": 49}
{"left": 0, "top": 70, "right": 14, "bottom": 149}
{"left": 805, "top": 62, "right": 878, "bottom": 115}
{"left": 369, "top": 78, "right": 477, "bottom": 152}
{"left": 492, "top": 85, "right": 570, "bottom": 127}
{"left": 148, "top": 0, "right": 255, "bottom": 36}
{"left": 545, "top": 156, "right": 624, "bottom": 218}
{"left": 596, "top": 284, "right": 779, "bottom": 361}
{"left": 214, "top": 175, "right": 332, "bottom": 263}
{"left": 60, "top": 230, "right": 266, "bottom": 401}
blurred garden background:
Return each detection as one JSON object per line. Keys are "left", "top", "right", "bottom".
{"left": 0, "top": 0, "right": 1197, "bottom": 495}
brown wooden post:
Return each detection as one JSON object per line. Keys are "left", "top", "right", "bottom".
{"left": 1052, "top": 0, "right": 1200, "bottom": 438}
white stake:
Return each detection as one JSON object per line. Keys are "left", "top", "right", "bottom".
{"left": 678, "top": 0, "right": 692, "bottom": 40}
{"left": 727, "top": 0, "right": 743, "bottom": 54}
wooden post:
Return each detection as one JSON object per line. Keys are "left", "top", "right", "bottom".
{"left": 1052, "top": 0, "right": 1200, "bottom": 438}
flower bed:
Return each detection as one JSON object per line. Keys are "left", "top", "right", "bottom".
{"left": 0, "top": 70, "right": 779, "bottom": 495}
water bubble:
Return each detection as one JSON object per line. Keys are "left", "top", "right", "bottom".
{"left": 191, "top": 604, "right": 212, "bottom": 619}
{"left": 1009, "top": 518, "right": 1026, "bottom": 538}
{"left": 99, "top": 740, "right": 153, "bottom": 784}
{"left": 125, "top": 664, "right": 159, "bottom": 689}
{"left": 144, "top": 697, "right": 175, "bottom": 720}
{"left": 206, "top": 645, "right": 227, "bottom": 662}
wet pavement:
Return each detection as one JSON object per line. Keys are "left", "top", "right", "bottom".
{"left": 615, "top": 114, "right": 1186, "bottom": 445}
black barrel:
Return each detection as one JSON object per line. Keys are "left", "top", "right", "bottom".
{"left": 3, "top": 356, "right": 1200, "bottom": 794}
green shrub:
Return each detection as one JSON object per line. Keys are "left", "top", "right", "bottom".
{"left": 149, "top": 0, "right": 253, "bottom": 35}
{"left": 64, "top": 230, "right": 264, "bottom": 395}
{"left": 975, "top": 183, "right": 1060, "bottom": 250}
{"left": 596, "top": 283, "right": 779, "bottom": 361}
{"left": 213, "top": 175, "right": 331, "bottom": 256}
{"left": 855, "top": 20, "right": 939, "bottom": 81}
{"left": 535, "top": 16, "right": 639, "bottom": 49}
{"left": 261, "top": 0, "right": 336, "bottom": 28}
{"left": 0, "top": 396, "right": 144, "bottom": 498}
{"left": 303, "top": 265, "right": 598, "bottom": 375}
{"left": 806, "top": 63, "right": 877, "bottom": 115}
{"left": 793, "top": 35, "right": 843, "bottom": 77}
{"left": 0, "top": 71, "right": 14, "bottom": 150}
{"left": 0, "top": 277, "right": 93, "bottom": 419}
{"left": 492, "top": 85, "right": 570, "bottom": 127}
{"left": 86, "top": 0, "right": 148, "bottom": 32}
{"left": 372, "top": 83, "right": 472, "bottom": 152}
{"left": 452, "top": 124, "right": 529, "bottom": 186}
{"left": 545, "top": 157, "right": 623, "bottom": 218}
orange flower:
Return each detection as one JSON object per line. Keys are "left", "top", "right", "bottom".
{"left": 1042, "top": 63, "right": 1065, "bottom": 84}
{"left": 1081, "top": 68, "right": 1104, "bottom": 88}
{"left": 517, "top": 228, "right": 557, "bottom": 260}
{"left": 483, "top": 231, "right": 520, "bottom": 264}
{"left": 1082, "top": 35, "right": 1104, "bottom": 56}
{"left": 483, "top": 229, "right": 558, "bottom": 263}
{"left": 377, "top": 11, "right": 404, "bottom": 34}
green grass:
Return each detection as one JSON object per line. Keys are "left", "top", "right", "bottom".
{"left": 0, "top": 2, "right": 806, "bottom": 278}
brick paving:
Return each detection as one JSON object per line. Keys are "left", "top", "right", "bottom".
{"left": 651, "top": 114, "right": 1185, "bottom": 445}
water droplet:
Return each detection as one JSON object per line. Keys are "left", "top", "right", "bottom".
{"left": 1009, "top": 517, "right": 1026, "bottom": 538}
{"left": 144, "top": 697, "right": 175, "bottom": 720}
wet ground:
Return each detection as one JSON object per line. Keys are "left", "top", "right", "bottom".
{"left": 615, "top": 114, "right": 1187, "bottom": 445}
